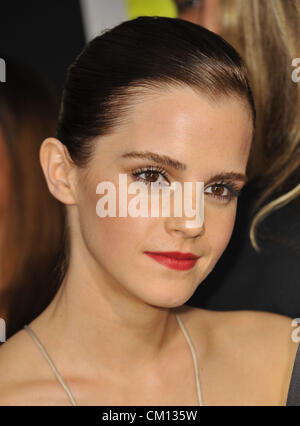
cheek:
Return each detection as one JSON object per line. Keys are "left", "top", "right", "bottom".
{"left": 77, "top": 183, "right": 149, "bottom": 267}
{"left": 92, "top": 216, "right": 144, "bottom": 258}
{"left": 205, "top": 203, "right": 237, "bottom": 260}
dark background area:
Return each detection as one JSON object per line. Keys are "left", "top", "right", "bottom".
{"left": 1, "top": 0, "right": 299, "bottom": 319}
{"left": 0, "top": 0, "right": 85, "bottom": 93}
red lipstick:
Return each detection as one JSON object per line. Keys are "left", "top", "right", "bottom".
{"left": 144, "top": 251, "right": 200, "bottom": 271}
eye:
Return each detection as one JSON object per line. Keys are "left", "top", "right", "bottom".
{"left": 131, "top": 166, "right": 170, "bottom": 187}
{"left": 205, "top": 182, "right": 242, "bottom": 202}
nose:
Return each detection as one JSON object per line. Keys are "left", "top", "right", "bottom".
{"left": 164, "top": 180, "right": 205, "bottom": 239}
{"left": 165, "top": 214, "right": 205, "bottom": 239}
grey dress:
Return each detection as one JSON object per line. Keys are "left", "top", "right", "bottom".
{"left": 286, "top": 342, "right": 300, "bottom": 406}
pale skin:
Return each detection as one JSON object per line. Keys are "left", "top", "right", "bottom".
{"left": 0, "top": 86, "right": 298, "bottom": 406}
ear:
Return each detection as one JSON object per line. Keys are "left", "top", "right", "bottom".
{"left": 40, "top": 137, "right": 76, "bottom": 205}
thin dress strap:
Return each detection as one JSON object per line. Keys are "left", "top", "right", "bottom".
{"left": 286, "top": 342, "right": 300, "bottom": 406}
{"left": 175, "top": 313, "right": 204, "bottom": 406}
{"left": 24, "top": 325, "right": 77, "bottom": 406}
{"left": 24, "top": 313, "right": 203, "bottom": 406}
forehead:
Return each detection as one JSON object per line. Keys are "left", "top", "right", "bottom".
{"left": 94, "top": 86, "right": 253, "bottom": 173}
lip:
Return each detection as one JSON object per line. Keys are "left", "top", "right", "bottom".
{"left": 144, "top": 251, "right": 200, "bottom": 271}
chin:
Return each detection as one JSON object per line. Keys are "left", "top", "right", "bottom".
{"left": 141, "top": 288, "right": 196, "bottom": 309}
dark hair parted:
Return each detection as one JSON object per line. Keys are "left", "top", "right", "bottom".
{"left": 57, "top": 16, "right": 255, "bottom": 167}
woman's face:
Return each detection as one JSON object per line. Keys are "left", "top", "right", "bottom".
{"left": 71, "top": 86, "right": 253, "bottom": 308}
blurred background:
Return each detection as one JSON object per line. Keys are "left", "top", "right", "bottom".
{"left": 0, "top": 0, "right": 299, "bottom": 338}
{"left": 0, "top": 0, "right": 179, "bottom": 92}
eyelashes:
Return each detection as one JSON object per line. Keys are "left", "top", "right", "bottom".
{"left": 130, "top": 165, "right": 243, "bottom": 203}
{"left": 206, "top": 182, "right": 242, "bottom": 202}
{"left": 131, "top": 166, "right": 170, "bottom": 187}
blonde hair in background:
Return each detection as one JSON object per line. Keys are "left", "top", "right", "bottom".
{"left": 218, "top": 0, "right": 300, "bottom": 251}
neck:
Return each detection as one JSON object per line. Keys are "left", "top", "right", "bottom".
{"left": 33, "top": 252, "right": 182, "bottom": 379}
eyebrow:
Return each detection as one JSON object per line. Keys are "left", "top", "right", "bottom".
{"left": 206, "top": 172, "right": 248, "bottom": 184}
{"left": 121, "top": 150, "right": 187, "bottom": 171}
{"left": 120, "top": 151, "right": 248, "bottom": 184}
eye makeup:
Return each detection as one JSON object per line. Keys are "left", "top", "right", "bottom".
{"left": 129, "top": 165, "right": 244, "bottom": 203}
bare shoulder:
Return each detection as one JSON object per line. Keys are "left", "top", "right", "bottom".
{"left": 177, "top": 305, "right": 299, "bottom": 404}
{"left": 186, "top": 306, "right": 298, "bottom": 363}
{"left": 208, "top": 308, "right": 298, "bottom": 354}
{"left": 221, "top": 309, "right": 300, "bottom": 379}
{"left": 0, "top": 328, "right": 68, "bottom": 405}
{"left": 179, "top": 305, "right": 297, "bottom": 348}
